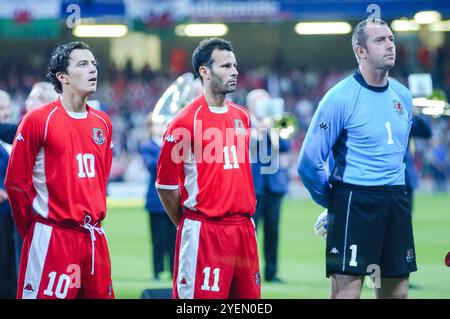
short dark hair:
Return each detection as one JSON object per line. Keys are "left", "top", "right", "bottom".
{"left": 352, "top": 18, "right": 388, "bottom": 63}
{"left": 192, "top": 38, "right": 233, "bottom": 81}
{"left": 47, "top": 42, "right": 93, "bottom": 93}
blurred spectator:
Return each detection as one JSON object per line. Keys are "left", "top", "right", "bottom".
{"left": 24, "top": 82, "right": 58, "bottom": 112}
{"left": 139, "top": 113, "right": 176, "bottom": 281}
{"left": 170, "top": 47, "right": 188, "bottom": 75}
{"left": 0, "top": 82, "right": 58, "bottom": 144}
{"left": 247, "top": 89, "right": 292, "bottom": 283}
{"left": 0, "top": 82, "right": 59, "bottom": 299}
{"left": 396, "top": 44, "right": 408, "bottom": 77}
{"left": 0, "top": 90, "right": 18, "bottom": 298}
{"left": 405, "top": 111, "right": 432, "bottom": 213}
{"left": 428, "top": 137, "right": 448, "bottom": 193}
{"left": 417, "top": 45, "right": 431, "bottom": 72}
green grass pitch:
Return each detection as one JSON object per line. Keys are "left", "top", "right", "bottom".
{"left": 103, "top": 193, "right": 450, "bottom": 299}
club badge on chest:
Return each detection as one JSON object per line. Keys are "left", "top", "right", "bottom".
{"left": 93, "top": 128, "right": 105, "bottom": 145}
{"left": 234, "top": 119, "right": 245, "bottom": 135}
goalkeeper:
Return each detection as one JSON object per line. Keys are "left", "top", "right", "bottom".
{"left": 298, "top": 19, "right": 417, "bottom": 299}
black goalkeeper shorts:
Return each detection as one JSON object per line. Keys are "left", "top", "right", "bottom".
{"left": 326, "top": 182, "right": 417, "bottom": 278}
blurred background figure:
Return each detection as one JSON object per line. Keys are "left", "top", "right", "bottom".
{"left": 0, "top": 82, "right": 58, "bottom": 298}
{"left": 139, "top": 112, "right": 176, "bottom": 281}
{"left": 24, "top": 82, "right": 59, "bottom": 112}
{"left": 0, "top": 82, "right": 58, "bottom": 144}
{"left": 404, "top": 107, "right": 432, "bottom": 291}
{"left": 428, "top": 137, "right": 448, "bottom": 193}
{"left": 404, "top": 107, "right": 432, "bottom": 214}
{"left": 247, "top": 88, "right": 292, "bottom": 283}
{"left": 0, "top": 89, "right": 17, "bottom": 298}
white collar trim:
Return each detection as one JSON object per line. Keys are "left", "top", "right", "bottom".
{"left": 208, "top": 105, "right": 228, "bottom": 114}
{"left": 67, "top": 111, "right": 88, "bottom": 119}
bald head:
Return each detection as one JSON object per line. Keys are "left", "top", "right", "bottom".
{"left": 246, "top": 89, "right": 271, "bottom": 116}
{"left": 25, "top": 82, "right": 59, "bottom": 112}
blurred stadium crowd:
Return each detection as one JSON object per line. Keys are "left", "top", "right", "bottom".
{"left": 0, "top": 45, "right": 449, "bottom": 193}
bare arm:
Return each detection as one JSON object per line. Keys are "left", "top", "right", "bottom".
{"left": 157, "top": 188, "right": 182, "bottom": 226}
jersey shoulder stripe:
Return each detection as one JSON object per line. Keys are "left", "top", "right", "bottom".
{"left": 90, "top": 109, "right": 112, "bottom": 135}
{"left": 168, "top": 95, "right": 204, "bottom": 131}
{"left": 44, "top": 106, "right": 59, "bottom": 141}
{"left": 229, "top": 102, "right": 250, "bottom": 127}
{"left": 20, "top": 100, "right": 60, "bottom": 139}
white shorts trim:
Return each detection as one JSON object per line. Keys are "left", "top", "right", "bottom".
{"left": 177, "top": 218, "right": 201, "bottom": 299}
{"left": 22, "top": 222, "right": 53, "bottom": 299}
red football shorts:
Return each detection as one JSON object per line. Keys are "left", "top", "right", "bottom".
{"left": 173, "top": 212, "right": 261, "bottom": 299}
{"left": 17, "top": 219, "right": 114, "bottom": 299}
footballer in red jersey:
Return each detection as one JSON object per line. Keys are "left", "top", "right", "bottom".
{"left": 5, "top": 42, "right": 114, "bottom": 299}
{"left": 156, "top": 38, "right": 260, "bottom": 299}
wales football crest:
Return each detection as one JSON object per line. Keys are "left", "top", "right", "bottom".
{"left": 93, "top": 128, "right": 105, "bottom": 145}
{"left": 234, "top": 119, "right": 245, "bottom": 135}
{"left": 393, "top": 100, "right": 403, "bottom": 114}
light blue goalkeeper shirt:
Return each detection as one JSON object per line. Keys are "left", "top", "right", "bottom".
{"left": 297, "top": 70, "right": 413, "bottom": 208}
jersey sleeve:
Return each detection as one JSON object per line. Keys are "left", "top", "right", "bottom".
{"left": 5, "top": 111, "right": 44, "bottom": 238}
{"left": 105, "top": 117, "right": 114, "bottom": 186}
{"left": 297, "top": 89, "right": 348, "bottom": 208}
{"left": 155, "top": 117, "right": 191, "bottom": 190}
{"left": 406, "top": 90, "right": 414, "bottom": 132}
{"left": 410, "top": 114, "right": 432, "bottom": 139}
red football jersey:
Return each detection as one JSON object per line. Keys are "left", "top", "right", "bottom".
{"left": 156, "top": 95, "right": 256, "bottom": 218}
{"left": 5, "top": 99, "right": 113, "bottom": 237}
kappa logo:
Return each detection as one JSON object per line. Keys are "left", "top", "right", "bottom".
{"left": 318, "top": 121, "right": 329, "bottom": 130}
{"left": 180, "top": 278, "right": 188, "bottom": 285}
{"left": 255, "top": 271, "right": 261, "bottom": 286}
{"left": 330, "top": 247, "right": 340, "bottom": 254}
{"left": 92, "top": 128, "right": 105, "bottom": 145}
{"left": 108, "top": 283, "right": 113, "bottom": 297}
{"left": 234, "top": 119, "right": 245, "bottom": 135}
{"left": 24, "top": 283, "right": 34, "bottom": 292}
{"left": 165, "top": 134, "right": 177, "bottom": 143}
{"left": 406, "top": 249, "right": 415, "bottom": 263}
{"left": 16, "top": 132, "right": 25, "bottom": 142}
